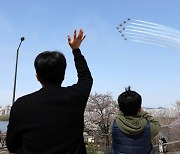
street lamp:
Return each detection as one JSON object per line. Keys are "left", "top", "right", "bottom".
{"left": 12, "top": 37, "right": 25, "bottom": 104}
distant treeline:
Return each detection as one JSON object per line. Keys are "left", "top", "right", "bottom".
{"left": 0, "top": 115, "right": 9, "bottom": 121}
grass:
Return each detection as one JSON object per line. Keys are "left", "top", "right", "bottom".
{"left": 0, "top": 115, "right": 9, "bottom": 121}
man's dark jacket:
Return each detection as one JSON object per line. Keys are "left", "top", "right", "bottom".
{"left": 6, "top": 49, "right": 93, "bottom": 154}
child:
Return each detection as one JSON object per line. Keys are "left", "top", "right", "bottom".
{"left": 111, "top": 86, "right": 160, "bottom": 154}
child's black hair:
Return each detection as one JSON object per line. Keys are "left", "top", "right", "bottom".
{"left": 118, "top": 86, "right": 142, "bottom": 116}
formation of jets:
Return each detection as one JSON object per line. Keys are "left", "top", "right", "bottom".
{"left": 116, "top": 18, "right": 131, "bottom": 41}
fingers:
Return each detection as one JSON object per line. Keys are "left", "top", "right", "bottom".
{"left": 67, "top": 29, "right": 85, "bottom": 48}
{"left": 74, "top": 29, "right": 77, "bottom": 40}
{"left": 67, "top": 35, "right": 71, "bottom": 43}
{"left": 70, "top": 28, "right": 84, "bottom": 39}
{"left": 77, "top": 28, "right": 85, "bottom": 40}
{"left": 79, "top": 28, "right": 83, "bottom": 36}
{"left": 81, "top": 35, "right": 86, "bottom": 41}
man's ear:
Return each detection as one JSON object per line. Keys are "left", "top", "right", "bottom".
{"left": 36, "top": 73, "right": 40, "bottom": 81}
{"left": 36, "top": 73, "right": 44, "bottom": 87}
{"left": 61, "top": 74, "right": 65, "bottom": 82}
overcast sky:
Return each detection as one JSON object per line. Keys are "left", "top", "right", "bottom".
{"left": 0, "top": 0, "right": 180, "bottom": 108}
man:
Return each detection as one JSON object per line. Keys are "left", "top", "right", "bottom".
{"left": 111, "top": 86, "right": 160, "bottom": 154}
{"left": 159, "top": 138, "right": 167, "bottom": 153}
{"left": 159, "top": 139, "right": 164, "bottom": 153}
{"left": 6, "top": 29, "right": 93, "bottom": 154}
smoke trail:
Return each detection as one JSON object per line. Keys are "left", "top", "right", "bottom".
{"left": 128, "top": 19, "right": 180, "bottom": 37}
{"left": 125, "top": 29, "right": 180, "bottom": 43}
{"left": 126, "top": 34, "right": 180, "bottom": 50}
{"left": 130, "top": 39, "right": 168, "bottom": 48}
{"left": 125, "top": 23, "right": 180, "bottom": 38}
{"left": 128, "top": 19, "right": 180, "bottom": 38}
{"left": 124, "top": 31, "right": 180, "bottom": 45}
{"left": 126, "top": 25, "right": 180, "bottom": 39}
{"left": 124, "top": 25, "right": 180, "bottom": 46}
{"left": 124, "top": 31, "right": 180, "bottom": 50}
{"left": 129, "top": 37, "right": 180, "bottom": 51}
{"left": 125, "top": 32, "right": 180, "bottom": 49}
{"left": 132, "top": 19, "right": 180, "bottom": 34}
{"left": 116, "top": 18, "right": 180, "bottom": 51}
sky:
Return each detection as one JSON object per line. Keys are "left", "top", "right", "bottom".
{"left": 0, "top": 0, "right": 180, "bottom": 108}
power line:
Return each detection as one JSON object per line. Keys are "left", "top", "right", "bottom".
{"left": 153, "top": 140, "right": 180, "bottom": 147}
{"left": 161, "top": 123, "right": 180, "bottom": 128}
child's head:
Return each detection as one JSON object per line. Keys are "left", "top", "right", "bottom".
{"left": 118, "top": 86, "right": 142, "bottom": 116}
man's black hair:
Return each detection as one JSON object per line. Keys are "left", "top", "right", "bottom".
{"left": 34, "top": 51, "right": 66, "bottom": 85}
{"left": 118, "top": 86, "right": 142, "bottom": 116}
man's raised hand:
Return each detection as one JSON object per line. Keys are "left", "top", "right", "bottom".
{"left": 67, "top": 29, "right": 86, "bottom": 50}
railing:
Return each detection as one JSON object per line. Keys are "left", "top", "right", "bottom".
{"left": 1, "top": 122, "right": 180, "bottom": 153}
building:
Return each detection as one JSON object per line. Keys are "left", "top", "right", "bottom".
{"left": 143, "top": 107, "right": 178, "bottom": 117}
{"left": 0, "top": 105, "right": 11, "bottom": 115}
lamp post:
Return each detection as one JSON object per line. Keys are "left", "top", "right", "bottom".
{"left": 12, "top": 37, "right": 25, "bottom": 104}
